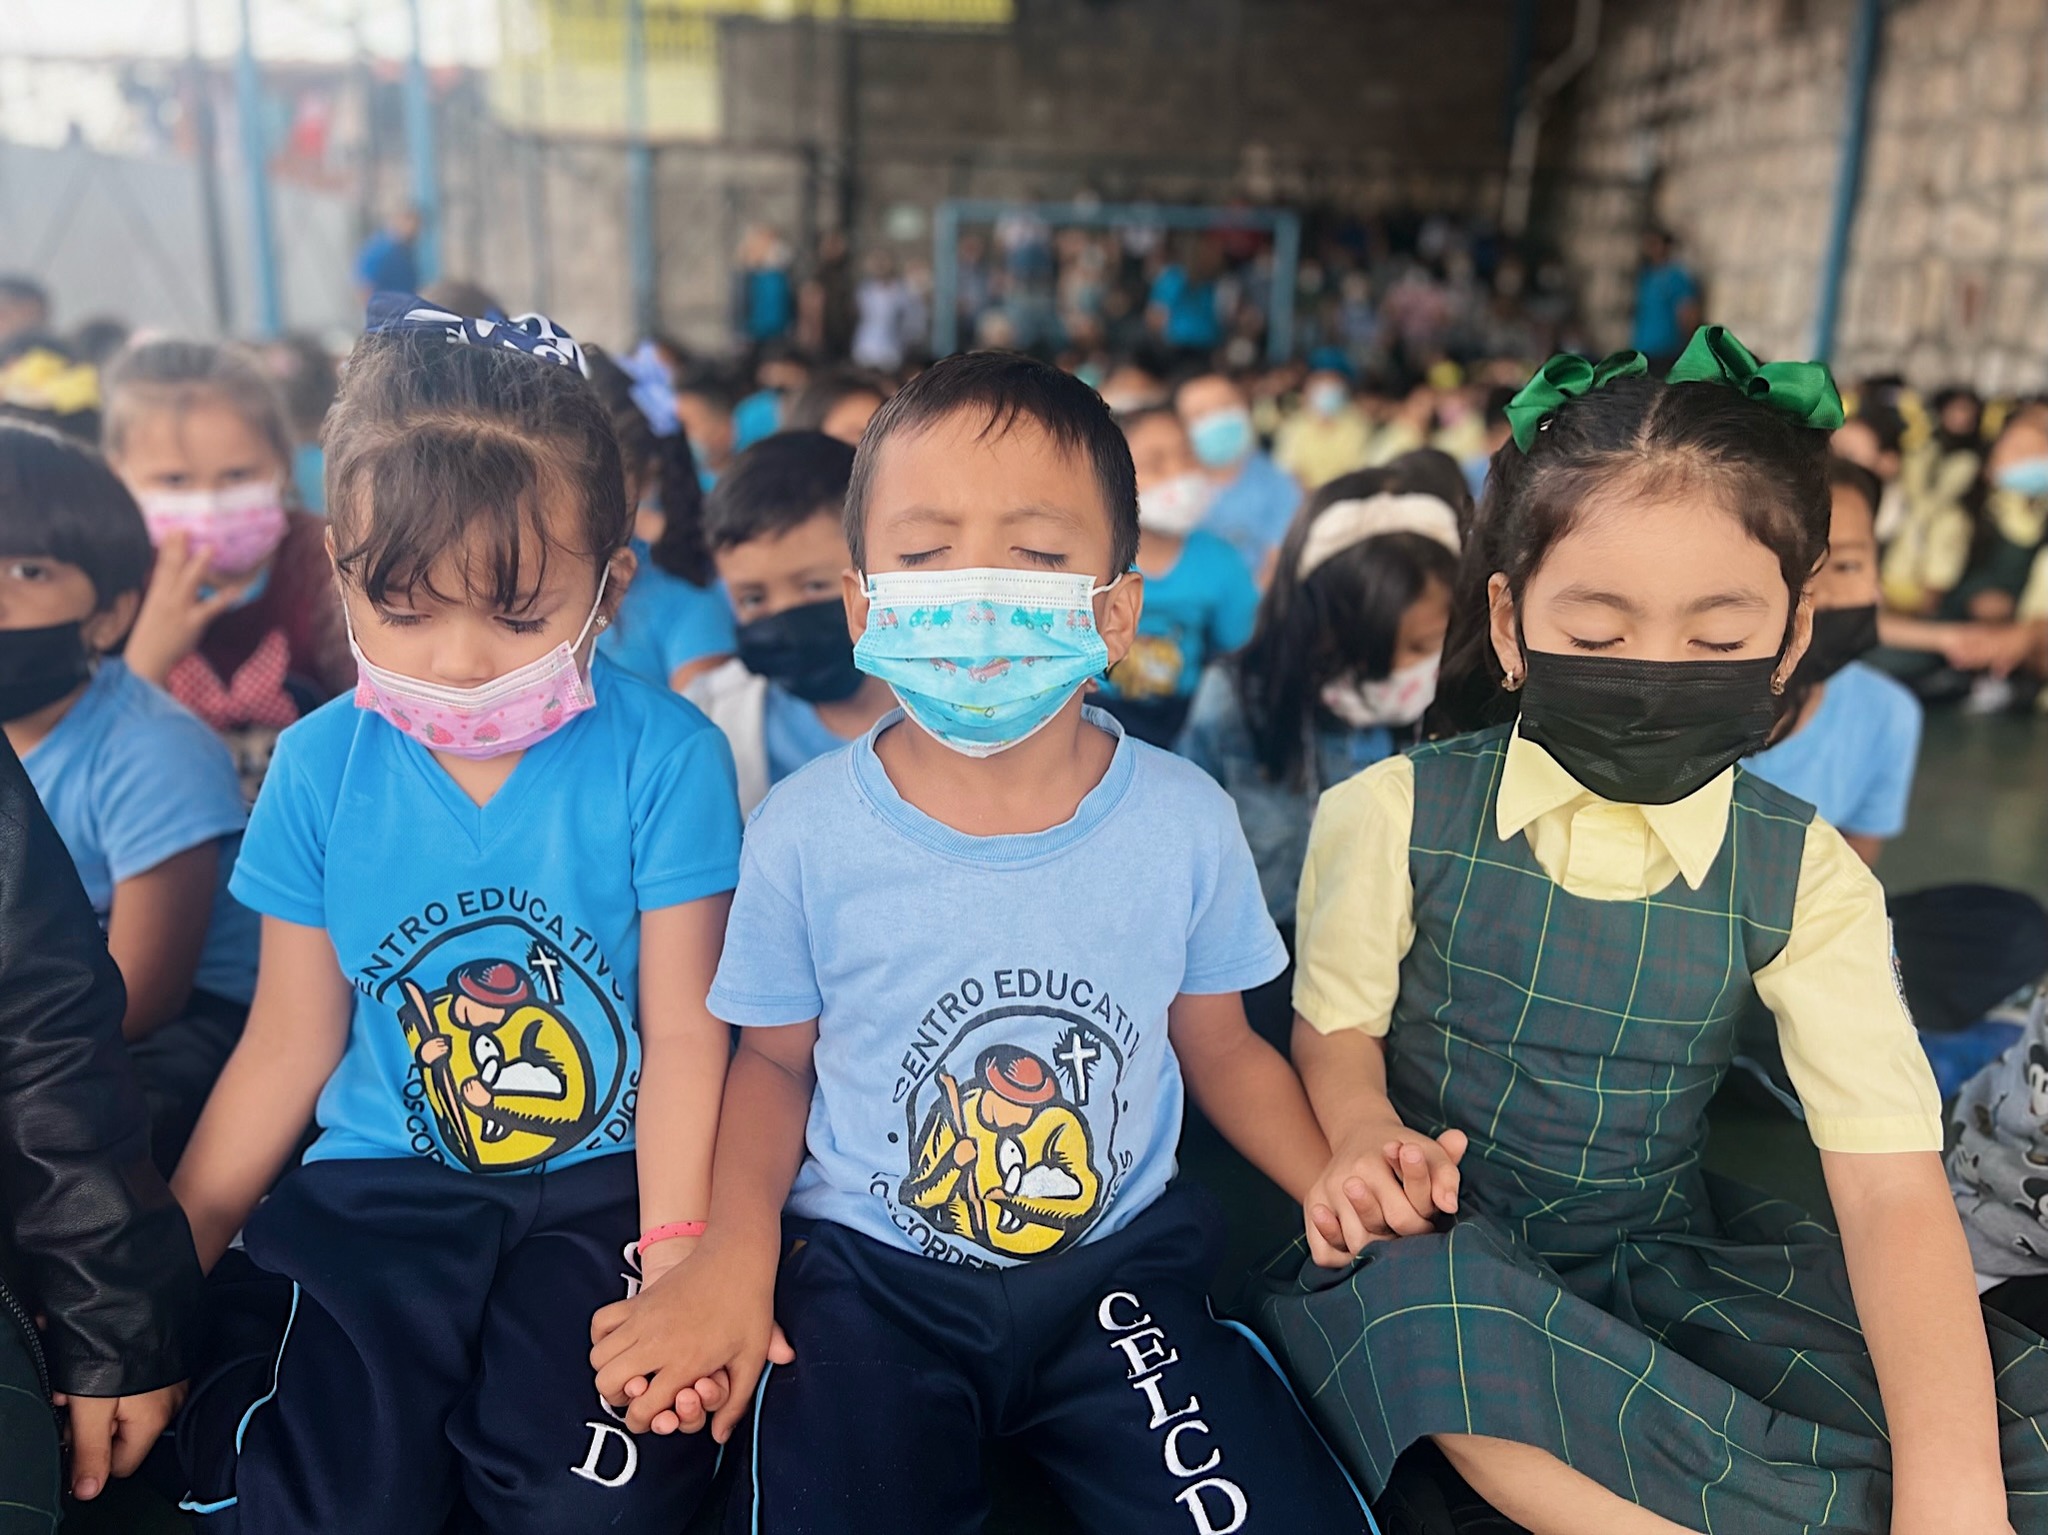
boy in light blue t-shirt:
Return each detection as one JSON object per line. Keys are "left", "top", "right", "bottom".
{"left": 589, "top": 353, "right": 1366, "bottom": 1534}
{"left": 2, "top": 422, "right": 255, "bottom": 1172}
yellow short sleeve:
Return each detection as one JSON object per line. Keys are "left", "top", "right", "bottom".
{"left": 1752, "top": 819, "right": 1944, "bottom": 1154}
{"left": 1292, "top": 755, "right": 1416, "bottom": 1036}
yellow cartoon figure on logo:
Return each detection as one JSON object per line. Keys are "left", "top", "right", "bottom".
{"left": 398, "top": 958, "right": 596, "bottom": 1172}
{"left": 900, "top": 1044, "right": 1102, "bottom": 1258}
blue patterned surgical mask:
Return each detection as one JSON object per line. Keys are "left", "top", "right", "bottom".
{"left": 1187, "top": 407, "right": 1254, "bottom": 469}
{"left": 854, "top": 567, "right": 1122, "bottom": 757}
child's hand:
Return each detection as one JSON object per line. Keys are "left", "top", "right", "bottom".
{"left": 589, "top": 1237, "right": 791, "bottom": 1442}
{"left": 1303, "top": 1123, "right": 1468, "bottom": 1268}
{"left": 124, "top": 533, "right": 257, "bottom": 686}
{"left": 55, "top": 1382, "right": 188, "bottom": 1501}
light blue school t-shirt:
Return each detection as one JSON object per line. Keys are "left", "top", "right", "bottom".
{"left": 708, "top": 706, "right": 1286, "bottom": 1268}
{"left": 596, "top": 540, "right": 737, "bottom": 689}
{"left": 1101, "top": 530, "right": 1259, "bottom": 703}
{"left": 762, "top": 682, "right": 850, "bottom": 785}
{"left": 230, "top": 655, "right": 742, "bottom": 1174}
{"left": 1202, "top": 451, "right": 1302, "bottom": 576}
{"left": 27, "top": 660, "right": 258, "bottom": 1004}
{"left": 1746, "top": 661, "right": 1923, "bottom": 840}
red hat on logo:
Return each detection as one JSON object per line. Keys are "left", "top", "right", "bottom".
{"left": 977, "top": 1045, "right": 1058, "bottom": 1107}
{"left": 452, "top": 959, "right": 532, "bottom": 1009}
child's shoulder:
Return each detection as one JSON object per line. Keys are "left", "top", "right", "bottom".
{"left": 1113, "top": 726, "right": 1253, "bottom": 842}
{"left": 1836, "top": 660, "right": 1923, "bottom": 735}
{"left": 591, "top": 653, "right": 719, "bottom": 746}
{"left": 72, "top": 661, "right": 238, "bottom": 786}
{"left": 746, "top": 737, "right": 858, "bottom": 834}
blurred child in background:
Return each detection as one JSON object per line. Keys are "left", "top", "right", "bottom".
{"left": 1180, "top": 457, "right": 1460, "bottom": 929}
{"left": 586, "top": 347, "right": 734, "bottom": 692}
{"left": 783, "top": 365, "right": 892, "bottom": 445}
{"left": 1273, "top": 366, "right": 1371, "bottom": 491}
{"left": 101, "top": 340, "right": 352, "bottom": 795}
{"left": 688, "top": 431, "right": 895, "bottom": 813}
{"left": 1, "top": 423, "right": 255, "bottom": 1172}
{"left": 1096, "top": 406, "right": 1258, "bottom": 747}
{"left": 675, "top": 368, "right": 738, "bottom": 491}
{"left": 1175, "top": 369, "right": 1301, "bottom": 579}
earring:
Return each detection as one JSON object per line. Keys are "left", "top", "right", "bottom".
{"left": 1769, "top": 673, "right": 1786, "bottom": 696}
{"left": 1503, "top": 669, "right": 1524, "bottom": 692}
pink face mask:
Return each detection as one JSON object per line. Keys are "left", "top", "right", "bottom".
{"left": 348, "top": 570, "right": 611, "bottom": 760}
{"left": 136, "top": 481, "right": 289, "bottom": 576}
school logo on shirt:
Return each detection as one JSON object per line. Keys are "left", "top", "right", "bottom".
{"left": 356, "top": 892, "right": 633, "bottom": 1172}
{"left": 886, "top": 967, "right": 1143, "bottom": 1263}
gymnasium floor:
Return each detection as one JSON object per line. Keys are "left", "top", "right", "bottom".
{"left": 66, "top": 711, "right": 2048, "bottom": 1534}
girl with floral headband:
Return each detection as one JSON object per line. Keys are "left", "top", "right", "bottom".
{"left": 1247, "top": 328, "right": 2048, "bottom": 1533}
{"left": 167, "top": 300, "right": 746, "bottom": 1534}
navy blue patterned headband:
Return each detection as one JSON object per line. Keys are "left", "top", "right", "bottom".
{"left": 364, "top": 291, "right": 590, "bottom": 378}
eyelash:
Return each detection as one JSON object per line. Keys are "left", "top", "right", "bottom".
{"left": 1567, "top": 636, "right": 1621, "bottom": 651}
{"left": 898, "top": 548, "right": 943, "bottom": 567}
{"left": 1694, "top": 639, "right": 1748, "bottom": 654}
{"left": 376, "top": 609, "right": 426, "bottom": 628}
{"left": 1018, "top": 549, "right": 1068, "bottom": 569}
{"left": 498, "top": 616, "right": 549, "bottom": 636}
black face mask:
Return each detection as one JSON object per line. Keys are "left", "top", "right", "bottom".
{"left": 735, "top": 598, "right": 864, "bottom": 704}
{"left": 0, "top": 621, "right": 91, "bottom": 723}
{"left": 1790, "top": 604, "right": 1879, "bottom": 691}
{"left": 1516, "top": 649, "right": 1781, "bottom": 806}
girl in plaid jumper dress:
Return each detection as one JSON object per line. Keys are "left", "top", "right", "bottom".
{"left": 1250, "top": 332, "right": 2048, "bottom": 1535}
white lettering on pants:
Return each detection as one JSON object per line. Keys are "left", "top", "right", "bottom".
{"left": 1098, "top": 1289, "right": 1248, "bottom": 1532}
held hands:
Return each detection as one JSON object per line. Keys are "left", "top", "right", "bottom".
{"left": 124, "top": 533, "right": 257, "bottom": 685}
{"left": 54, "top": 1382, "right": 187, "bottom": 1501}
{"left": 1304, "top": 1122, "right": 1468, "bottom": 1268}
{"left": 589, "top": 1237, "right": 794, "bottom": 1442}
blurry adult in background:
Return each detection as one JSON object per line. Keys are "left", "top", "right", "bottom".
{"left": 852, "top": 250, "right": 918, "bottom": 373}
{"left": 1175, "top": 370, "right": 1302, "bottom": 580}
{"left": 1629, "top": 226, "right": 1701, "bottom": 373}
{"left": 798, "top": 230, "right": 857, "bottom": 360}
{"left": 1833, "top": 405, "right": 1907, "bottom": 542}
{"left": 0, "top": 733, "right": 201, "bottom": 1521}
{"left": 1273, "top": 366, "right": 1372, "bottom": 491}
{"left": 734, "top": 224, "right": 796, "bottom": 348}
{"left": 675, "top": 368, "right": 739, "bottom": 490}
{"left": 1148, "top": 236, "right": 1227, "bottom": 358}
{"left": 1362, "top": 383, "right": 1434, "bottom": 467}
{"left": 783, "top": 366, "right": 891, "bottom": 444}
{"left": 258, "top": 335, "right": 339, "bottom": 515}
{"left": 352, "top": 204, "right": 420, "bottom": 303}
{"left": 0, "top": 276, "right": 49, "bottom": 352}
{"left": 416, "top": 276, "right": 502, "bottom": 321}
{"left": 1884, "top": 387, "right": 1984, "bottom": 617}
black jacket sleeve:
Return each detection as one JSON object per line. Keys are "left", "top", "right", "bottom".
{"left": 0, "top": 733, "right": 201, "bottom": 1396}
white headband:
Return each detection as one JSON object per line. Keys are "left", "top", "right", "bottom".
{"left": 1297, "top": 493, "right": 1462, "bottom": 580}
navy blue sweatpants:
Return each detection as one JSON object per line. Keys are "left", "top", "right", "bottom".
{"left": 174, "top": 1153, "right": 716, "bottom": 1535}
{"left": 733, "top": 1185, "right": 1371, "bottom": 1534}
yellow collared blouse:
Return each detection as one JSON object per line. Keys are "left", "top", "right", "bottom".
{"left": 1294, "top": 729, "right": 1943, "bottom": 1155}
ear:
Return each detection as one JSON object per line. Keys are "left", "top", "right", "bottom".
{"left": 1774, "top": 588, "right": 1814, "bottom": 691}
{"left": 1486, "top": 572, "right": 1522, "bottom": 683}
{"left": 1096, "top": 570, "right": 1146, "bottom": 671}
{"left": 82, "top": 590, "right": 141, "bottom": 654}
{"left": 599, "top": 545, "right": 638, "bottom": 630}
{"left": 841, "top": 567, "right": 870, "bottom": 644}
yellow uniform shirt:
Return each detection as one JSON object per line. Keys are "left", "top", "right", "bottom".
{"left": 1294, "top": 730, "right": 1942, "bottom": 1155}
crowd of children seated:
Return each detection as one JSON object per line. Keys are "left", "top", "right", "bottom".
{"left": 6, "top": 259, "right": 2048, "bottom": 1535}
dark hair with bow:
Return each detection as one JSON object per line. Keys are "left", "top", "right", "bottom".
{"left": 326, "top": 309, "right": 626, "bottom": 612}
{"left": 1433, "top": 331, "right": 1835, "bottom": 736}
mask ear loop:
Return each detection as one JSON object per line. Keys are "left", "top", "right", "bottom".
{"left": 573, "top": 563, "right": 615, "bottom": 653}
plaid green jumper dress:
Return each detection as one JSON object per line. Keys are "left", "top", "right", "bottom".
{"left": 1248, "top": 727, "right": 2048, "bottom": 1531}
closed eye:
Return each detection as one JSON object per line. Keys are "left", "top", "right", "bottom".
{"left": 497, "top": 615, "right": 550, "bottom": 636}
{"left": 1692, "top": 638, "right": 1750, "bottom": 654}
{"left": 1566, "top": 635, "right": 1622, "bottom": 651}
{"left": 375, "top": 608, "right": 428, "bottom": 628}
{"left": 897, "top": 548, "right": 946, "bottom": 567}
{"left": 1016, "top": 548, "right": 1069, "bottom": 569}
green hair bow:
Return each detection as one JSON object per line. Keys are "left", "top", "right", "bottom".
{"left": 1504, "top": 326, "right": 1845, "bottom": 451}
{"left": 1503, "top": 350, "right": 1648, "bottom": 451}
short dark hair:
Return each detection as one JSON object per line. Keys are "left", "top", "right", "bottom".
{"left": 0, "top": 422, "right": 152, "bottom": 607}
{"left": 783, "top": 367, "right": 891, "bottom": 434}
{"left": 845, "top": 351, "right": 1139, "bottom": 576}
{"left": 1116, "top": 404, "right": 1186, "bottom": 437}
{"left": 1826, "top": 454, "right": 1883, "bottom": 531}
{"left": 0, "top": 276, "right": 47, "bottom": 310}
{"left": 323, "top": 331, "right": 628, "bottom": 610}
{"left": 585, "top": 343, "right": 714, "bottom": 587}
{"left": 705, "top": 431, "right": 855, "bottom": 553}
{"left": 675, "top": 368, "right": 740, "bottom": 414}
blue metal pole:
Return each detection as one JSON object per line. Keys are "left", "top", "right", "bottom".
{"left": 234, "top": 0, "right": 281, "bottom": 336}
{"left": 1813, "top": 0, "right": 1881, "bottom": 362}
{"left": 932, "top": 200, "right": 960, "bottom": 357}
{"left": 405, "top": 0, "right": 441, "bottom": 286}
{"left": 1268, "top": 212, "right": 1301, "bottom": 364}
{"left": 625, "top": 0, "right": 657, "bottom": 337}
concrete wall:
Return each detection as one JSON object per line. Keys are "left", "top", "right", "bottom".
{"left": 1549, "top": 0, "right": 2048, "bottom": 391}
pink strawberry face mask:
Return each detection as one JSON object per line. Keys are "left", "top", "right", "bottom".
{"left": 347, "top": 570, "right": 610, "bottom": 760}
{"left": 135, "top": 481, "right": 289, "bottom": 576}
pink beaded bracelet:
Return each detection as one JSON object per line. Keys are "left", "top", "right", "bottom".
{"left": 637, "top": 1220, "right": 707, "bottom": 1255}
